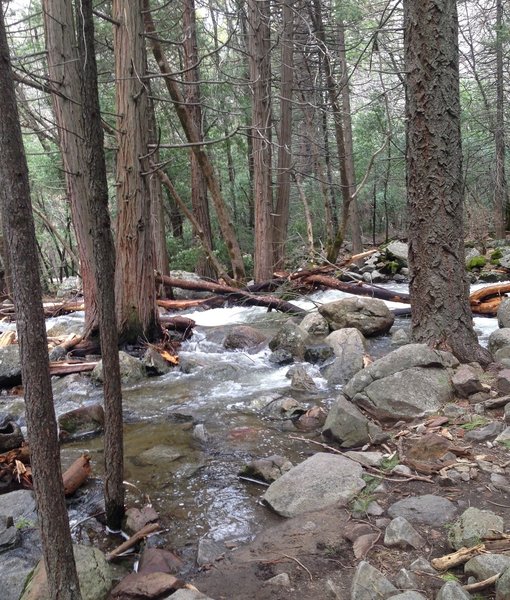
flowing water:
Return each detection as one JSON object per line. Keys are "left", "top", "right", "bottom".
{"left": 1, "top": 285, "right": 501, "bottom": 561}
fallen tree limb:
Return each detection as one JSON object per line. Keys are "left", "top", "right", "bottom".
{"left": 156, "top": 275, "right": 305, "bottom": 315}
{"left": 463, "top": 573, "right": 500, "bottom": 592}
{"left": 49, "top": 361, "right": 98, "bottom": 376}
{"left": 63, "top": 454, "right": 92, "bottom": 496}
{"left": 431, "top": 544, "right": 486, "bottom": 570}
{"left": 106, "top": 522, "right": 161, "bottom": 561}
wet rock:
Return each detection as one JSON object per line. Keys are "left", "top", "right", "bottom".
{"left": 138, "top": 548, "right": 183, "bottom": 575}
{"left": 299, "top": 312, "right": 330, "bottom": 338}
{"left": 137, "top": 445, "right": 184, "bottom": 466}
{"left": 386, "top": 241, "right": 408, "bottom": 266}
{"left": 294, "top": 406, "right": 327, "bottom": 431}
{"left": 192, "top": 424, "right": 208, "bottom": 444}
{"left": 318, "top": 297, "right": 394, "bottom": 337}
{"left": 322, "top": 394, "right": 386, "bottom": 448}
{"left": 465, "top": 553, "right": 510, "bottom": 580}
{"left": 239, "top": 455, "right": 293, "bottom": 483}
{"left": 498, "top": 297, "right": 510, "bottom": 328}
{"left": 0, "top": 490, "right": 37, "bottom": 525}
{"left": 452, "top": 364, "right": 484, "bottom": 397}
{"left": 263, "top": 452, "right": 365, "bottom": 518}
{"left": 92, "top": 351, "right": 145, "bottom": 385}
{"left": 488, "top": 328, "right": 510, "bottom": 355}
{"left": 288, "top": 365, "right": 317, "bottom": 392}
{"left": 268, "top": 349, "right": 294, "bottom": 365}
{"left": 436, "top": 581, "right": 471, "bottom": 600}
{"left": 20, "top": 545, "right": 112, "bottom": 600}
{"left": 344, "top": 344, "right": 456, "bottom": 422}
{"left": 268, "top": 320, "right": 308, "bottom": 359}
{"left": 395, "top": 569, "right": 419, "bottom": 590}
{"left": 58, "top": 403, "right": 104, "bottom": 440}
{"left": 142, "top": 348, "right": 172, "bottom": 375}
{"left": 448, "top": 507, "right": 503, "bottom": 550}
{"left": 384, "top": 517, "right": 426, "bottom": 549}
{"left": 303, "top": 344, "right": 334, "bottom": 364}
{"left": 109, "top": 572, "right": 182, "bottom": 599}
{"left": 196, "top": 538, "right": 225, "bottom": 566}
{"left": 321, "top": 328, "right": 366, "bottom": 386}
{"left": 350, "top": 561, "right": 397, "bottom": 600}
{"left": 363, "top": 270, "right": 387, "bottom": 283}
{"left": 255, "top": 395, "right": 304, "bottom": 420}
{"left": 264, "top": 573, "right": 291, "bottom": 587}
{"left": 387, "top": 495, "right": 456, "bottom": 526}
{"left": 0, "top": 345, "right": 21, "bottom": 388}
{"left": 0, "top": 418, "right": 23, "bottom": 452}
{"left": 123, "top": 506, "right": 159, "bottom": 536}
{"left": 496, "top": 567, "right": 510, "bottom": 600}
{"left": 464, "top": 421, "right": 504, "bottom": 442}
{"left": 222, "top": 325, "right": 266, "bottom": 351}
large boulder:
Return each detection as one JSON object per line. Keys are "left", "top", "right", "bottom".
{"left": 322, "top": 395, "right": 385, "bottom": 448}
{"left": 58, "top": 404, "right": 104, "bottom": 441}
{"left": 385, "top": 241, "right": 409, "bottom": 266}
{"left": 262, "top": 452, "right": 365, "bottom": 517}
{"left": 20, "top": 545, "right": 112, "bottom": 600}
{"left": 343, "top": 344, "right": 457, "bottom": 422}
{"left": 92, "top": 351, "right": 146, "bottom": 385}
{"left": 498, "top": 299, "right": 510, "bottom": 329}
{"left": 223, "top": 325, "right": 267, "bottom": 351}
{"left": 268, "top": 320, "right": 308, "bottom": 359}
{"left": 322, "top": 328, "right": 366, "bottom": 386}
{"left": 318, "top": 298, "right": 394, "bottom": 337}
{"left": 0, "top": 345, "right": 21, "bottom": 388}
{"left": 489, "top": 328, "right": 510, "bottom": 356}
{"left": 299, "top": 312, "right": 330, "bottom": 338}
{"left": 169, "top": 271, "right": 213, "bottom": 300}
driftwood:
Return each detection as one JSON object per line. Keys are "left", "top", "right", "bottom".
{"left": 156, "top": 274, "right": 305, "bottom": 315}
{"left": 431, "top": 544, "right": 485, "bottom": 571}
{"left": 469, "top": 282, "right": 510, "bottom": 315}
{"left": 63, "top": 454, "right": 92, "bottom": 496}
{"left": 49, "top": 361, "right": 98, "bottom": 376}
{"left": 106, "top": 522, "right": 161, "bottom": 561}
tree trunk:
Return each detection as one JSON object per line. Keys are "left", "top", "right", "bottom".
{"left": 183, "top": 0, "right": 215, "bottom": 279}
{"left": 0, "top": 9, "right": 82, "bottom": 598}
{"left": 76, "top": 0, "right": 125, "bottom": 531}
{"left": 404, "top": 0, "right": 491, "bottom": 365}
{"left": 495, "top": 0, "right": 509, "bottom": 236}
{"left": 248, "top": 0, "right": 273, "bottom": 282}
{"left": 113, "top": 0, "right": 160, "bottom": 344}
{"left": 42, "top": 0, "right": 98, "bottom": 335}
{"left": 273, "top": 0, "right": 293, "bottom": 270}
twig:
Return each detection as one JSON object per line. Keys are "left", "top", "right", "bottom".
{"left": 463, "top": 572, "right": 500, "bottom": 592}
{"left": 281, "top": 554, "right": 313, "bottom": 581}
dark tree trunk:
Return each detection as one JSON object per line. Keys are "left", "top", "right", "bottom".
{"left": 0, "top": 9, "right": 82, "bottom": 599}
{"left": 404, "top": 0, "right": 491, "bottom": 365}
{"left": 495, "top": 0, "right": 509, "bottom": 235}
{"left": 76, "top": 0, "right": 125, "bottom": 531}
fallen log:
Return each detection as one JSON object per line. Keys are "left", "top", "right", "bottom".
{"left": 63, "top": 454, "right": 92, "bottom": 496}
{"left": 156, "top": 274, "right": 305, "bottom": 315}
{"left": 157, "top": 297, "right": 224, "bottom": 311}
{"left": 49, "top": 361, "right": 98, "bottom": 376}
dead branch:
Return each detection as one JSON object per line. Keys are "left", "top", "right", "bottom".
{"left": 106, "top": 522, "right": 161, "bottom": 561}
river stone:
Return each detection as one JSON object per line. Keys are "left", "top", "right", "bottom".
{"left": 263, "top": 452, "right": 365, "bottom": 518}
{"left": 344, "top": 344, "right": 456, "bottom": 422}
{"left": 197, "top": 538, "right": 225, "bottom": 566}
{"left": 137, "top": 445, "right": 184, "bottom": 466}
{"left": 436, "top": 581, "right": 471, "bottom": 600}
{"left": 109, "top": 572, "right": 182, "bottom": 599}
{"left": 386, "top": 241, "right": 408, "bottom": 266}
{"left": 240, "top": 455, "right": 293, "bottom": 483}
{"left": 387, "top": 594, "right": 426, "bottom": 600}
{"left": 58, "top": 403, "right": 104, "bottom": 440}
{"left": 124, "top": 506, "right": 159, "bottom": 536}
{"left": 387, "top": 495, "right": 456, "bottom": 526}
{"left": 452, "top": 364, "right": 484, "bottom": 397}
{"left": 268, "top": 320, "right": 308, "bottom": 359}
{"left": 498, "top": 298, "right": 510, "bottom": 329}
{"left": 465, "top": 554, "right": 510, "bottom": 580}
{"left": 351, "top": 561, "right": 397, "bottom": 600}
{"left": 391, "top": 328, "right": 410, "bottom": 346}
{"left": 138, "top": 548, "right": 183, "bottom": 576}
{"left": 303, "top": 345, "right": 334, "bottom": 364}
{"left": 20, "top": 545, "right": 112, "bottom": 600}
{"left": 299, "top": 312, "right": 330, "bottom": 338}
{"left": 92, "top": 351, "right": 146, "bottom": 385}
{"left": 384, "top": 517, "right": 426, "bottom": 549}
{"left": 318, "top": 297, "right": 394, "bottom": 337}
{"left": 0, "top": 490, "right": 37, "bottom": 524}
{"left": 223, "top": 325, "right": 267, "bottom": 351}
{"left": 322, "top": 328, "right": 365, "bottom": 386}
{"left": 142, "top": 347, "right": 172, "bottom": 375}
{"left": 0, "top": 345, "right": 21, "bottom": 388}
{"left": 164, "top": 591, "right": 214, "bottom": 600}
{"left": 448, "top": 507, "right": 503, "bottom": 550}
{"left": 496, "top": 567, "right": 510, "bottom": 600}
{"left": 488, "top": 328, "right": 510, "bottom": 355}
{"left": 322, "top": 394, "right": 385, "bottom": 448}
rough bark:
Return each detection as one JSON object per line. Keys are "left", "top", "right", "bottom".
{"left": 273, "top": 0, "right": 294, "bottom": 270}
{"left": 113, "top": 0, "right": 161, "bottom": 344}
{"left": 76, "top": 0, "right": 125, "bottom": 530}
{"left": 0, "top": 9, "right": 82, "bottom": 598}
{"left": 183, "top": 0, "right": 215, "bottom": 279}
{"left": 42, "top": 0, "right": 98, "bottom": 335}
{"left": 404, "top": 0, "right": 491, "bottom": 365}
{"left": 495, "top": 0, "right": 509, "bottom": 236}
{"left": 248, "top": 0, "right": 273, "bottom": 282}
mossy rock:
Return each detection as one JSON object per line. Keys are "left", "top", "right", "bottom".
{"left": 467, "top": 256, "right": 487, "bottom": 270}
{"left": 491, "top": 248, "right": 503, "bottom": 265}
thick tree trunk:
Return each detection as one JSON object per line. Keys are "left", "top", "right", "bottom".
{"left": 0, "top": 10, "right": 82, "bottom": 598}
{"left": 404, "top": 0, "right": 491, "bottom": 365}
{"left": 42, "top": 0, "right": 98, "bottom": 335}
{"left": 495, "top": 0, "right": 509, "bottom": 236}
{"left": 76, "top": 0, "right": 125, "bottom": 531}
{"left": 273, "top": 0, "right": 293, "bottom": 270}
{"left": 113, "top": 0, "right": 161, "bottom": 344}
{"left": 183, "top": 0, "right": 215, "bottom": 279}
{"left": 248, "top": 0, "right": 273, "bottom": 282}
